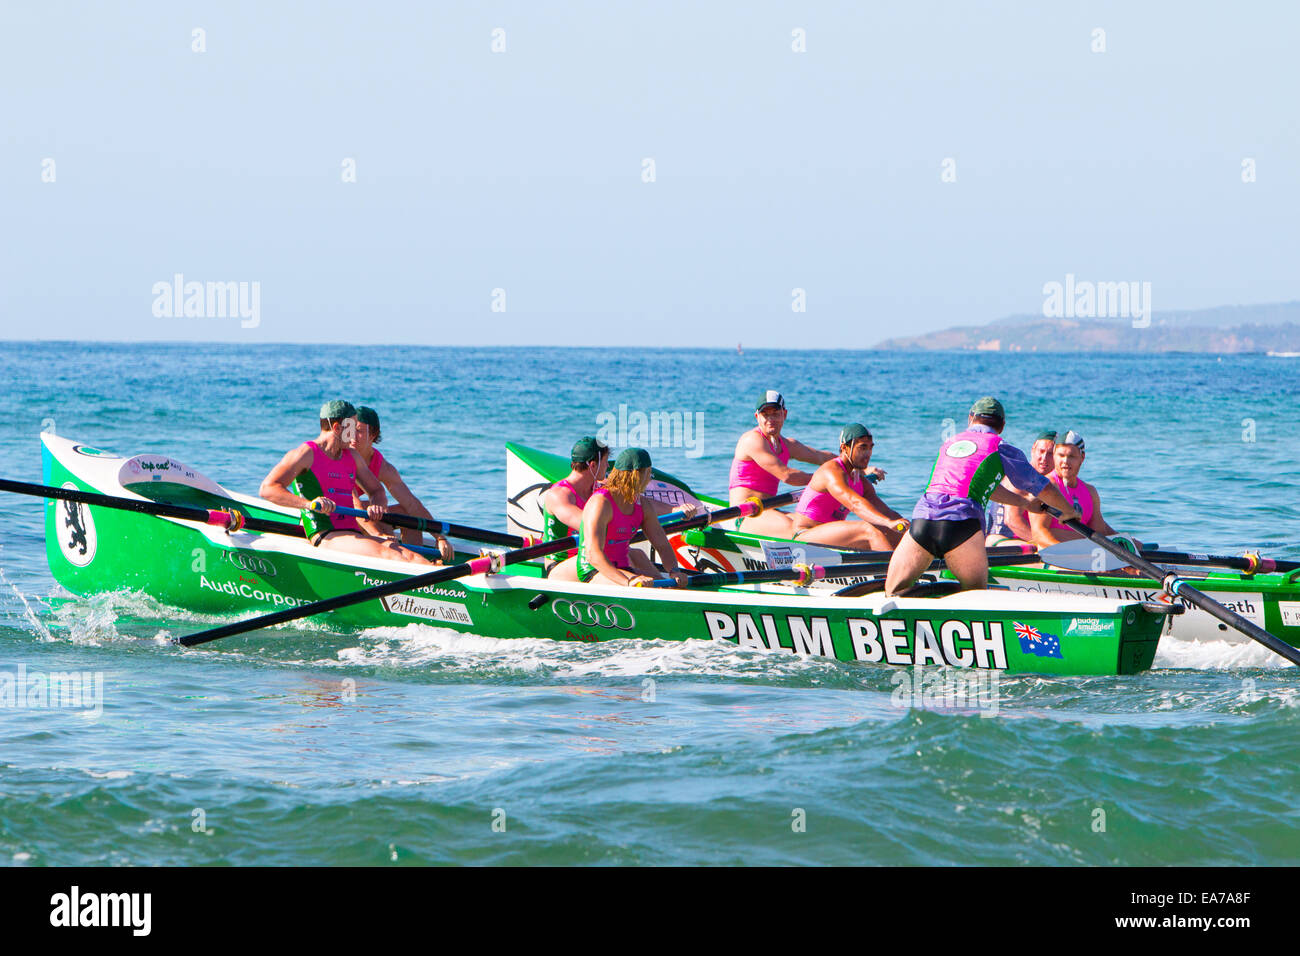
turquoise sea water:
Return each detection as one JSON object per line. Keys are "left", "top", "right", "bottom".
{"left": 2, "top": 342, "right": 1299, "bottom": 865}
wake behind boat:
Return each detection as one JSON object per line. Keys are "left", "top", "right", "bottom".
{"left": 38, "top": 433, "right": 1175, "bottom": 676}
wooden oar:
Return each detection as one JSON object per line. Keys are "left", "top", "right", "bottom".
{"left": 317, "top": 503, "right": 525, "bottom": 548}
{"left": 177, "top": 489, "right": 801, "bottom": 647}
{"left": 0, "top": 478, "right": 302, "bottom": 537}
{"left": 1041, "top": 505, "right": 1300, "bottom": 666}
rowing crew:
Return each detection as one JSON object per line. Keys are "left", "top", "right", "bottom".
{"left": 260, "top": 400, "right": 449, "bottom": 565}
{"left": 984, "top": 428, "right": 1120, "bottom": 549}
{"left": 724, "top": 390, "right": 1131, "bottom": 592}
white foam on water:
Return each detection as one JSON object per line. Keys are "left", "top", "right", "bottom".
{"left": 83, "top": 769, "right": 132, "bottom": 779}
{"left": 1155, "top": 636, "right": 1295, "bottom": 670}
{"left": 332, "top": 622, "right": 848, "bottom": 681}
{"left": 0, "top": 567, "right": 54, "bottom": 642}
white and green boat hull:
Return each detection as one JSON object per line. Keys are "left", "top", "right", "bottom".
{"left": 42, "top": 434, "right": 1174, "bottom": 675}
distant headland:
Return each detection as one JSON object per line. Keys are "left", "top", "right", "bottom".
{"left": 875, "top": 301, "right": 1300, "bottom": 354}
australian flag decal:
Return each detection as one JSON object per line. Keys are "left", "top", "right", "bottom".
{"left": 1013, "top": 622, "right": 1063, "bottom": 659}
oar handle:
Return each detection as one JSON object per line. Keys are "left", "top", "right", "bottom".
{"left": 1042, "top": 505, "right": 1300, "bottom": 666}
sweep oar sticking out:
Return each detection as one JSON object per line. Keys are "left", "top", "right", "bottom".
{"left": 1040, "top": 504, "right": 1300, "bottom": 666}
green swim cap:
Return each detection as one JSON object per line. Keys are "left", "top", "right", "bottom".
{"left": 611, "top": 448, "right": 652, "bottom": 471}
{"left": 969, "top": 396, "right": 1005, "bottom": 421}
{"left": 1033, "top": 429, "right": 1057, "bottom": 443}
{"left": 356, "top": 406, "right": 381, "bottom": 440}
{"left": 320, "top": 399, "right": 356, "bottom": 421}
{"left": 839, "top": 423, "right": 872, "bottom": 446}
{"left": 755, "top": 390, "right": 786, "bottom": 412}
{"left": 570, "top": 436, "right": 608, "bottom": 464}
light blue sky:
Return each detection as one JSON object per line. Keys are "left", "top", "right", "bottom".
{"left": 2, "top": 1, "right": 1297, "bottom": 346}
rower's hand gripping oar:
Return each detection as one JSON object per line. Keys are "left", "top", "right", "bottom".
{"left": 177, "top": 488, "right": 801, "bottom": 646}
{"left": 1040, "top": 504, "right": 1300, "bottom": 666}
{"left": 311, "top": 502, "right": 526, "bottom": 549}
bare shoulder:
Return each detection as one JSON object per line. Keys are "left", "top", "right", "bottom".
{"left": 546, "top": 482, "right": 575, "bottom": 506}
{"left": 734, "top": 428, "right": 761, "bottom": 456}
{"left": 281, "top": 443, "right": 314, "bottom": 469}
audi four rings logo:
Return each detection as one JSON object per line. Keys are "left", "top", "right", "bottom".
{"left": 224, "top": 552, "right": 277, "bottom": 577}
{"left": 551, "top": 599, "right": 636, "bottom": 630}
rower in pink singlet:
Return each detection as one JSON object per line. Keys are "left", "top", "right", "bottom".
{"left": 729, "top": 428, "right": 789, "bottom": 498}
{"left": 542, "top": 477, "right": 591, "bottom": 558}
{"left": 580, "top": 487, "right": 643, "bottom": 572}
{"left": 1046, "top": 471, "right": 1094, "bottom": 532}
{"left": 295, "top": 439, "right": 361, "bottom": 535}
{"left": 794, "top": 459, "right": 864, "bottom": 525}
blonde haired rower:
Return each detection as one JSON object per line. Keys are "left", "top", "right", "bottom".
{"left": 550, "top": 448, "right": 690, "bottom": 588}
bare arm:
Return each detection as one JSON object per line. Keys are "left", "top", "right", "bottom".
{"left": 640, "top": 508, "right": 684, "bottom": 581}
{"left": 1027, "top": 485, "right": 1082, "bottom": 548}
{"left": 544, "top": 484, "right": 585, "bottom": 532}
{"left": 826, "top": 466, "right": 902, "bottom": 529}
{"left": 260, "top": 445, "right": 316, "bottom": 510}
{"left": 783, "top": 436, "right": 835, "bottom": 467}
{"left": 740, "top": 432, "right": 816, "bottom": 486}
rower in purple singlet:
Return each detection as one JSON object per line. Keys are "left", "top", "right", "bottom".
{"left": 789, "top": 424, "right": 908, "bottom": 550}
{"left": 260, "top": 400, "right": 433, "bottom": 564}
{"left": 728, "top": 390, "right": 841, "bottom": 536}
{"left": 348, "top": 406, "right": 453, "bottom": 563}
{"left": 884, "top": 397, "right": 1078, "bottom": 595}
{"left": 1028, "top": 430, "right": 1121, "bottom": 548}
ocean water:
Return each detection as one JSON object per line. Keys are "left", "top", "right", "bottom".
{"left": 2, "top": 341, "right": 1299, "bottom": 866}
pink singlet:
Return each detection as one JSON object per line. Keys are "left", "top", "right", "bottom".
{"left": 305, "top": 440, "right": 359, "bottom": 532}
{"left": 729, "top": 429, "right": 790, "bottom": 497}
{"left": 795, "top": 459, "right": 864, "bottom": 524}
{"left": 589, "top": 487, "right": 643, "bottom": 568}
{"left": 353, "top": 448, "right": 386, "bottom": 497}
{"left": 1047, "top": 473, "right": 1095, "bottom": 530}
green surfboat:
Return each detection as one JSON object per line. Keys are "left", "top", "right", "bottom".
{"left": 40, "top": 433, "right": 1175, "bottom": 675}
{"left": 505, "top": 441, "right": 1300, "bottom": 647}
